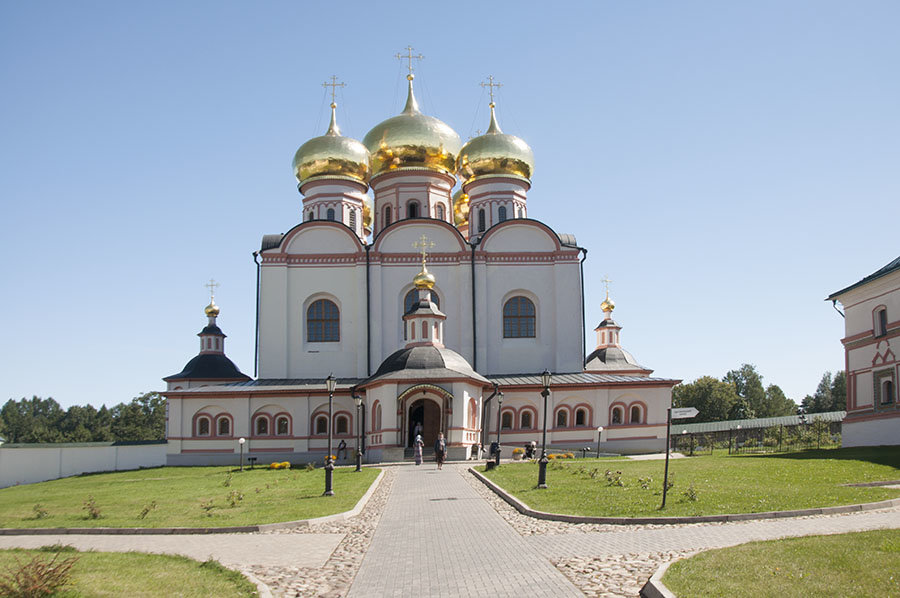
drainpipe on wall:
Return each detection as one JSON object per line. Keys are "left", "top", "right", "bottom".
{"left": 480, "top": 382, "right": 499, "bottom": 452}
{"left": 470, "top": 242, "right": 478, "bottom": 371}
{"left": 365, "top": 245, "right": 372, "bottom": 375}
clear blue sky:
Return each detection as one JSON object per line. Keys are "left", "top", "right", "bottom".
{"left": 2, "top": 1, "right": 898, "bottom": 409}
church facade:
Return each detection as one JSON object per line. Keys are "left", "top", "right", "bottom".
{"left": 162, "top": 69, "right": 679, "bottom": 465}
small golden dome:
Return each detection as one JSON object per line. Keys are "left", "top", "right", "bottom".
{"left": 362, "top": 198, "right": 373, "bottom": 232}
{"left": 457, "top": 104, "right": 534, "bottom": 185}
{"left": 413, "top": 267, "right": 436, "bottom": 290}
{"left": 601, "top": 296, "right": 615, "bottom": 312}
{"left": 452, "top": 189, "right": 470, "bottom": 227}
{"left": 363, "top": 75, "right": 462, "bottom": 178}
{"left": 292, "top": 103, "right": 371, "bottom": 188}
{"left": 204, "top": 301, "right": 220, "bottom": 317}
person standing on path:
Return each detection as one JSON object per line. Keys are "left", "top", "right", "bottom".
{"left": 434, "top": 432, "right": 446, "bottom": 469}
{"left": 414, "top": 434, "right": 424, "bottom": 465}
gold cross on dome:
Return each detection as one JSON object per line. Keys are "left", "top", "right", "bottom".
{"left": 412, "top": 234, "right": 435, "bottom": 268}
{"left": 322, "top": 75, "right": 345, "bottom": 105}
{"left": 205, "top": 278, "right": 220, "bottom": 302}
{"left": 480, "top": 75, "right": 503, "bottom": 105}
{"left": 396, "top": 45, "right": 424, "bottom": 77}
{"left": 601, "top": 275, "right": 612, "bottom": 297}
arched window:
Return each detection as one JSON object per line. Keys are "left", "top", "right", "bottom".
{"left": 436, "top": 204, "right": 445, "bottom": 220}
{"left": 306, "top": 211, "right": 313, "bottom": 221}
{"left": 612, "top": 407, "right": 623, "bottom": 425}
{"left": 315, "top": 415, "right": 328, "bottom": 435}
{"left": 255, "top": 416, "right": 269, "bottom": 436}
{"left": 217, "top": 417, "right": 230, "bottom": 436}
{"left": 276, "top": 416, "right": 289, "bottom": 436}
{"left": 374, "top": 403, "right": 382, "bottom": 431}
{"left": 501, "top": 411, "right": 513, "bottom": 430}
{"left": 384, "top": 205, "right": 392, "bottom": 227}
{"left": 630, "top": 405, "right": 642, "bottom": 424}
{"left": 883, "top": 380, "right": 895, "bottom": 405}
{"left": 197, "top": 416, "right": 210, "bottom": 436}
{"left": 556, "top": 409, "right": 568, "bottom": 428}
{"left": 503, "top": 296, "right": 536, "bottom": 338}
{"left": 421, "top": 321, "right": 427, "bottom": 339}
{"left": 404, "top": 289, "right": 440, "bottom": 314}
{"left": 478, "top": 208, "right": 486, "bottom": 232}
{"left": 336, "top": 415, "right": 349, "bottom": 435}
{"left": 326, "top": 208, "right": 335, "bottom": 221}
{"left": 575, "top": 408, "right": 587, "bottom": 427}
{"left": 876, "top": 307, "right": 888, "bottom": 337}
{"left": 521, "top": 411, "right": 533, "bottom": 429}
{"left": 468, "top": 398, "right": 477, "bottom": 429}
{"left": 498, "top": 206, "right": 507, "bottom": 222}
{"left": 307, "top": 299, "right": 340, "bottom": 342}
{"left": 349, "top": 209, "right": 357, "bottom": 231}
{"left": 407, "top": 201, "right": 419, "bottom": 219}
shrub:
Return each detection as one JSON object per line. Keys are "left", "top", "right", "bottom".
{"left": 564, "top": 452, "right": 575, "bottom": 459}
{"left": 305, "top": 462, "right": 316, "bottom": 471}
{"left": 683, "top": 483, "right": 699, "bottom": 502}
{"left": 638, "top": 476, "right": 653, "bottom": 490}
{"left": 138, "top": 501, "right": 158, "bottom": 520}
{"left": 0, "top": 550, "right": 79, "bottom": 598}
{"left": 199, "top": 499, "right": 216, "bottom": 516}
{"left": 512, "top": 448, "right": 524, "bottom": 455}
{"left": 31, "top": 504, "right": 49, "bottom": 520}
{"left": 222, "top": 472, "right": 233, "bottom": 487}
{"left": 280, "top": 461, "right": 291, "bottom": 469}
{"left": 226, "top": 491, "right": 243, "bottom": 508}
{"left": 604, "top": 470, "right": 624, "bottom": 487}
{"left": 82, "top": 496, "right": 101, "bottom": 520}
{"left": 547, "top": 454, "right": 557, "bottom": 460}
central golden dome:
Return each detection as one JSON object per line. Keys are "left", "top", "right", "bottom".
{"left": 457, "top": 104, "right": 534, "bottom": 185}
{"left": 452, "top": 189, "right": 470, "bottom": 227}
{"left": 363, "top": 76, "right": 462, "bottom": 178}
{"left": 292, "top": 104, "right": 371, "bottom": 188}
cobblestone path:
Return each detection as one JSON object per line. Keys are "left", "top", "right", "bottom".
{"left": 347, "top": 465, "right": 583, "bottom": 598}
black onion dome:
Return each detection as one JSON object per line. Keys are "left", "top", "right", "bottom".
{"left": 164, "top": 354, "right": 250, "bottom": 382}
{"left": 584, "top": 346, "right": 646, "bottom": 372}
{"left": 364, "top": 345, "right": 488, "bottom": 385}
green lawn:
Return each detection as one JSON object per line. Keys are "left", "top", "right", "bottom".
{"left": 0, "top": 466, "right": 380, "bottom": 528}
{"left": 0, "top": 547, "right": 257, "bottom": 597}
{"left": 480, "top": 447, "right": 900, "bottom": 517}
{"left": 663, "top": 529, "right": 900, "bottom": 598}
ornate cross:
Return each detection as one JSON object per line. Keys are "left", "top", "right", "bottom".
{"left": 412, "top": 234, "right": 435, "bottom": 268}
{"left": 601, "top": 275, "right": 612, "bottom": 297}
{"left": 205, "top": 278, "right": 220, "bottom": 302}
{"left": 322, "top": 75, "right": 345, "bottom": 105}
{"left": 480, "top": 75, "right": 502, "bottom": 105}
{"left": 396, "top": 45, "right": 424, "bottom": 77}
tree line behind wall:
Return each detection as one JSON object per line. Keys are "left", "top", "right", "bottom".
{"left": 0, "top": 392, "right": 165, "bottom": 444}
{"left": 673, "top": 364, "right": 847, "bottom": 423}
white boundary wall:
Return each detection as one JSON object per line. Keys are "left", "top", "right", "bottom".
{"left": 0, "top": 443, "right": 167, "bottom": 488}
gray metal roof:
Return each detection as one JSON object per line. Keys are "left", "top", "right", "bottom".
{"left": 260, "top": 234, "right": 285, "bottom": 251}
{"left": 674, "top": 411, "right": 846, "bottom": 434}
{"left": 177, "top": 378, "right": 364, "bottom": 393}
{"left": 487, "top": 372, "right": 678, "bottom": 386}
{"left": 828, "top": 255, "right": 900, "bottom": 300}
{"left": 558, "top": 233, "right": 579, "bottom": 248}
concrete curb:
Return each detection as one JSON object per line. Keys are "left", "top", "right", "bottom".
{"left": 242, "top": 570, "right": 274, "bottom": 598}
{"left": 0, "top": 469, "right": 385, "bottom": 536}
{"left": 639, "top": 559, "right": 678, "bottom": 598}
{"left": 468, "top": 467, "right": 900, "bottom": 525}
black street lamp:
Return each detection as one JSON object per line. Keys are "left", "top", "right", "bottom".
{"left": 537, "top": 369, "right": 552, "bottom": 489}
{"left": 324, "top": 373, "right": 336, "bottom": 496}
{"left": 596, "top": 426, "right": 603, "bottom": 458}
{"left": 353, "top": 393, "right": 363, "bottom": 472}
{"left": 495, "top": 391, "right": 504, "bottom": 467}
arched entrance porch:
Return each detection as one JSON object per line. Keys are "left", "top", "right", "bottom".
{"left": 397, "top": 384, "right": 453, "bottom": 448}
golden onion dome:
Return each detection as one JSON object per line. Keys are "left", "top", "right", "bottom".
{"left": 363, "top": 75, "right": 462, "bottom": 178}
{"left": 292, "top": 103, "right": 371, "bottom": 188}
{"left": 452, "top": 188, "right": 470, "bottom": 227}
{"left": 601, "top": 295, "right": 615, "bottom": 313}
{"left": 457, "top": 103, "right": 534, "bottom": 185}
{"left": 204, "top": 300, "right": 220, "bottom": 317}
{"left": 413, "top": 267, "right": 436, "bottom": 290}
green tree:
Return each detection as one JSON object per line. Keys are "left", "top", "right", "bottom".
{"left": 110, "top": 392, "right": 166, "bottom": 441}
{"left": 830, "top": 370, "right": 847, "bottom": 411}
{"left": 764, "top": 384, "right": 797, "bottom": 417}
{"left": 0, "top": 397, "right": 66, "bottom": 443}
{"left": 723, "top": 364, "right": 766, "bottom": 419}
{"left": 673, "top": 376, "right": 740, "bottom": 422}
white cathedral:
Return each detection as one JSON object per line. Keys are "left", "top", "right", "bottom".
{"left": 162, "top": 66, "right": 679, "bottom": 464}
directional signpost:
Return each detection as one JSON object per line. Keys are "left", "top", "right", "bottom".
{"left": 661, "top": 406, "right": 699, "bottom": 509}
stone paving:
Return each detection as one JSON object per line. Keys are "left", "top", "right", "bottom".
{"left": 1, "top": 462, "right": 899, "bottom": 597}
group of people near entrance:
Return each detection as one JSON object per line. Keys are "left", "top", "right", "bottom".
{"left": 413, "top": 422, "right": 446, "bottom": 469}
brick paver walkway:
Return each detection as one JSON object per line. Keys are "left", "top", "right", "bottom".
{"left": 348, "top": 465, "right": 583, "bottom": 598}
